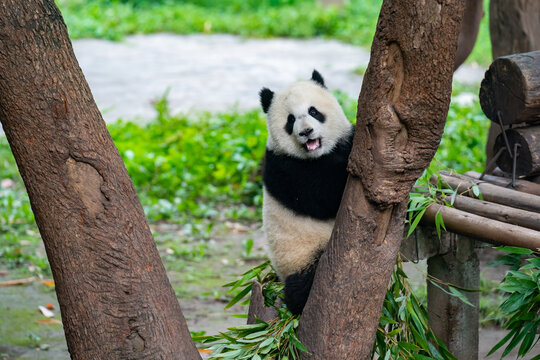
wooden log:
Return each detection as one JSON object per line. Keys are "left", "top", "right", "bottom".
{"left": 485, "top": 0, "right": 540, "bottom": 164}
{"left": 489, "top": 0, "right": 540, "bottom": 60}
{"left": 433, "top": 172, "right": 540, "bottom": 213}
{"left": 479, "top": 51, "right": 540, "bottom": 125}
{"left": 423, "top": 204, "right": 540, "bottom": 251}
{"left": 465, "top": 171, "right": 540, "bottom": 196}
{"left": 494, "top": 126, "right": 540, "bottom": 176}
{"left": 247, "top": 280, "right": 279, "bottom": 324}
{"left": 491, "top": 167, "right": 507, "bottom": 178}
{"left": 446, "top": 194, "right": 540, "bottom": 231}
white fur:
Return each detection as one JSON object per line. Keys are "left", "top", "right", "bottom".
{"left": 265, "top": 81, "right": 351, "bottom": 159}
{"left": 263, "top": 188, "right": 334, "bottom": 279}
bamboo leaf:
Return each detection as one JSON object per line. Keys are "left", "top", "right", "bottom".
{"left": 225, "top": 284, "right": 252, "bottom": 309}
{"left": 495, "top": 246, "right": 533, "bottom": 255}
{"left": 487, "top": 328, "right": 518, "bottom": 356}
{"left": 448, "top": 286, "right": 475, "bottom": 307}
{"left": 407, "top": 207, "right": 427, "bottom": 237}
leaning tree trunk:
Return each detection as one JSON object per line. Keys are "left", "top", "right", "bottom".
{"left": 297, "top": 1, "right": 465, "bottom": 358}
{"left": 0, "top": 2, "right": 202, "bottom": 359}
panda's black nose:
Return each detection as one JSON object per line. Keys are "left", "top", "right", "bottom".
{"left": 299, "top": 128, "right": 313, "bottom": 137}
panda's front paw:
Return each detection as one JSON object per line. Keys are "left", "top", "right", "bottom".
{"left": 284, "top": 265, "right": 317, "bottom": 315}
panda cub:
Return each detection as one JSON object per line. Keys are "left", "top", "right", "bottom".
{"left": 259, "top": 70, "right": 354, "bottom": 315}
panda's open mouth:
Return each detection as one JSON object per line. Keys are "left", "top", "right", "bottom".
{"left": 305, "top": 138, "right": 321, "bottom": 152}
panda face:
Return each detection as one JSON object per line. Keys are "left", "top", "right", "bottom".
{"left": 260, "top": 72, "right": 352, "bottom": 159}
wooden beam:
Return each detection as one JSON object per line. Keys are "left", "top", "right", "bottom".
{"left": 435, "top": 172, "right": 540, "bottom": 213}
{"left": 423, "top": 204, "right": 540, "bottom": 250}
{"left": 446, "top": 194, "right": 540, "bottom": 231}
{"left": 465, "top": 171, "right": 540, "bottom": 196}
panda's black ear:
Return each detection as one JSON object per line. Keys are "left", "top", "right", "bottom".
{"left": 311, "top": 70, "right": 326, "bottom": 88}
{"left": 259, "top": 87, "right": 274, "bottom": 114}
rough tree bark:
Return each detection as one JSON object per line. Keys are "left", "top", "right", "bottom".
{"left": 485, "top": 0, "right": 540, "bottom": 164}
{"left": 0, "top": 2, "right": 202, "bottom": 359}
{"left": 297, "top": 1, "right": 465, "bottom": 358}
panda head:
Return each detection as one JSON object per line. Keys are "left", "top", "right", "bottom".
{"left": 260, "top": 70, "right": 352, "bottom": 159}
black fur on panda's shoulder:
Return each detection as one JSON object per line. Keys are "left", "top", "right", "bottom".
{"left": 263, "top": 129, "right": 354, "bottom": 220}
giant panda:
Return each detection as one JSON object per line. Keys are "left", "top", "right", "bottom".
{"left": 259, "top": 70, "right": 354, "bottom": 315}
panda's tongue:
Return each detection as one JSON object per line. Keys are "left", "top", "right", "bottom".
{"left": 306, "top": 138, "right": 320, "bottom": 151}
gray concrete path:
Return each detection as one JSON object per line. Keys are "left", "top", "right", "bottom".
{"left": 71, "top": 33, "right": 485, "bottom": 123}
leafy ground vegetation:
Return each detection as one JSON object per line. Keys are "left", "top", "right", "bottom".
{"left": 56, "top": 0, "right": 492, "bottom": 66}
{"left": 4, "top": 86, "right": 537, "bottom": 359}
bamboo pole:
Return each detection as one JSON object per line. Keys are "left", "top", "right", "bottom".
{"left": 433, "top": 172, "right": 540, "bottom": 213}
{"left": 446, "top": 194, "right": 540, "bottom": 231}
{"left": 423, "top": 204, "right": 540, "bottom": 251}
{"left": 464, "top": 171, "right": 540, "bottom": 196}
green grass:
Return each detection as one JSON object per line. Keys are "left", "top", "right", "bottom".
{"left": 108, "top": 94, "right": 267, "bottom": 222}
{"left": 56, "top": 0, "right": 492, "bottom": 66}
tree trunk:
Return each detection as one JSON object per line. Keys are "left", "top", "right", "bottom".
{"left": 297, "top": 1, "right": 465, "bottom": 358}
{"left": 485, "top": 0, "right": 540, "bottom": 164}
{"left": 454, "top": 0, "right": 484, "bottom": 70}
{"left": 489, "top": 0, "right": 540, "bottom": 60}
{"left": 0, "top": 2, "right": 202, "bottom": 359}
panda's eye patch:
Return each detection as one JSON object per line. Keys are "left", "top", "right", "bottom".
{"left": 285, "top": 114, "right": 295, "bottom": 135}
{"left": 287, "top": 114, "right": 295, "bottom": 123}
{"left": 308, "top": 106, "right": 325, "bottom": 123}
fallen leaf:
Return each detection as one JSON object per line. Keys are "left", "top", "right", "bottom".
{"left": 1, "top": 178, "right": 14, "bottom": 189}
{"left": 38, "top": 305, "right": 54, "bottom": 318}
{"left": 0, "top": 277, "right": 35, "bottom": 287}
{"left": 45, "top": 303, "right": 55, "bottom": 310}
{"left": 36, "top": 319, "right": 62, "bottom": 325}
{"left": 41, "top": 279, "right": 55, "bottom": 287}
{"left": 198, "top": 349, "right": 212, "bottom": 354}
{"left": 225, "top": 221, "right": 249, "bottom": 233}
